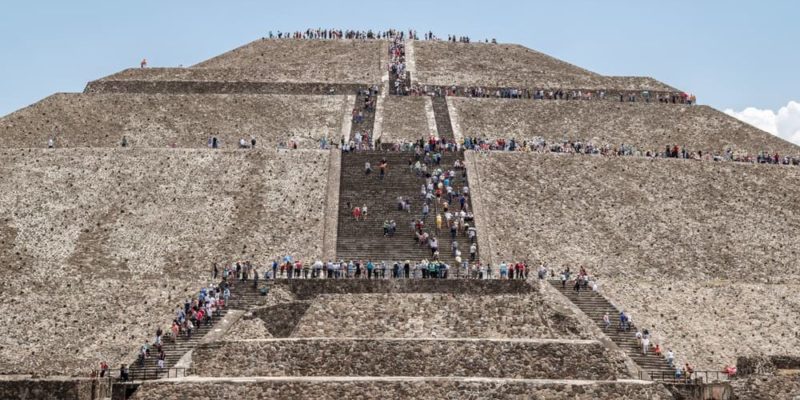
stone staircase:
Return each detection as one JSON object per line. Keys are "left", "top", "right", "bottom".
{"left": 350, "top": 91, "right": 377, "bottom": 145}
{"left": 336, "top": 150, "right": 473, "bottom": 269}
{"left": 431, "top": 96, "right": 454, "bottom": 141}
{"left": 549, "top": 281, "right": 676, "bottom": 380}
{"left": 127, "top": 279, "right": 265, "bottom": 380}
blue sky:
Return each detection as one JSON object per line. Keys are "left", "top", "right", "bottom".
{"left": 0, "top": 1, "right": 797, "bottom": 118}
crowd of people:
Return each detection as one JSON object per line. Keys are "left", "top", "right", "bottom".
{"left": 400, "top": 85, "right": 695, "bottom": 104}
{"left": 389, "top": 36, "right": 409, "bottom": 95}
{"left": 263, "top": 28, "right": 495, "bottom": 43}
{"left": 268, "top": 28, "right": 412, "bottom": 40}
{"left": 462, "top": 135, "right": 800, "bottom": 167}
{"left": 341, "top": 86, "right": 379, "bottom": 152}
{"left": 224, "top": 258, "right": 543, "bottom": 281}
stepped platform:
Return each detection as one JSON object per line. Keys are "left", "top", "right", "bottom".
{"left": 193, "top": 39, "right": 386, "bottom": 84}
{"left": 128, "top": 376, "right": 675, "bottom": 400}
{"left": 292, "top": 292, "right": 589, "bottom": 339}
{"left": 412, "top": 41, "right": 675, "bottom": 92}
{"left": 451, "top": 98, "right": 798, "bottom": 154}
{"left": 0, "top": 149, "right": 329, "bottom": 376}
{"left": 85, "top": 68, "right": 369, "bottom": 94}
{"left": 192, "top": 338, "right": 626, "bottom": 380}
{"left": 474, "top": 151, "right": 800, "bottom": 369}
{"left": 0, "top": 93, "right": 348, "bottom": 148}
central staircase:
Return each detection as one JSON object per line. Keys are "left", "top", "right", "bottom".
{"left": 336, "top": 150, "right": 474, "bottom": 269}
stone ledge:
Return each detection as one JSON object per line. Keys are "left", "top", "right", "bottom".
{"left": 192, "top": 338, "right": 626, "bottom": 380}
{"left": 130, "top": 377, "right": 674, "bottom": 400}
{"left": 273, "top": 279, "right": 535, "bottom": 300}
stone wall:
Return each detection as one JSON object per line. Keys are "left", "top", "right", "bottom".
{"left": 474, "top": 152, "right": 800, "bottom": 369}
{"left": 451, "top": 98, "right": 798, "bottom": 154}
{"left": 0, "top": 149, "right": 329, "bottom": 375}
{"left": 272, "top": 279, "right": 535, "bottom": 300}
{"left": 737, "top": 355, "right": 800, "bottom": 376}
{"left": 729, "top": 374, "right": 800, "bottom": 399}
{"left": 0, "top": 93, "right": 346, "bottom": 148}
{"left": 130, "top": 378, "right": 675, "bottom": 400}
{"left": 413, "top": 41, "right": 675, "bottom": 91}
{"left": 0, "top": 377, "right": 109, "bottom": 400}
{"left": 192, "top": 338, "right": 626, "bottom": 380}
{"left": 379, "top": 96, "right": 431, "bottom": 143}
{"left": 193, "top": 39, "right": 385, "bottom": 84}
{"left": 293, "top": 293, "right": 589, "bottom": 339}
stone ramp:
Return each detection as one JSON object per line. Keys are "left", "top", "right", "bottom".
{"left": 191, "top": 338, "right": 626, "bottom": 380}
{"left": 129, "top": 376, "right": 675, "bottom": 400}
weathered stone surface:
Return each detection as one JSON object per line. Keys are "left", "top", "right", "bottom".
{"left": 130, "top": 377, "right": 676, "bottom": 400}
{"left": 294, "top": 293, "right": 588, "bottom": 339}
{"left": 193, "top": 338, "right": 627, "bottom": 379}
{"left": 0, "top": 149, "right": 329, "bottom": 375}
{"left": 475, "top": 152, "right": 800, "bottom": 369}
{"left": 273, "top": 279, "right": 535, "bottom": 300}
{"left": 223, "top": 317, "right": 274, "bottom": 341}
{"left": 249, "top": 302, "right": 312, "bottom": 337}
{"left": 193, "top": 39, "right": 385, "bottom": 84}
{"left": 380, "top": 95, "right": 430, "bottom": 142}
{"left": 452, "top": 98, "right": 798, "bottom": 154}
{"left": 737, "top": 355, "right": 800, "bottom": 376}
{"left": 413, "top": 41, "right": 675, "bottom": 91}
{"left": 0, "top": 377, "right": 109, "bottom": 400}
{"left": 0, "top": 93, "right": 346, "bottom": 148}
{"left": 85, "top": 73, "right": 368, "bottom": 95}
{"left": 729, "top": 374, "right": 800, "bottom": 400}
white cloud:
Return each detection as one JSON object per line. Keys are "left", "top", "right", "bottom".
{"left": 724, "top": 101, "right": 800, "bottom": 146}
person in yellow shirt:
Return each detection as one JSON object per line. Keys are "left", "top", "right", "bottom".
{"left": 435, "top": 213, "right": 443, "bottom": 233}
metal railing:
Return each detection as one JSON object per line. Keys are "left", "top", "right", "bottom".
{"left": 97, "top": 367, "right": 193, "bottom": 382}
{"left": 638, "top": 369, "right": 733, "bottom": 384}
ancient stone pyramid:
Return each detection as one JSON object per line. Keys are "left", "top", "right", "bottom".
{"left": 0, "top": 34, "right": 797, "bottom": 399}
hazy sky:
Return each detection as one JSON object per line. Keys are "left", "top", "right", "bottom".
{"left": 0, "top": 0, "right": 797, "bottom": 118}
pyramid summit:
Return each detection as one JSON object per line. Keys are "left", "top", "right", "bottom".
{"left": 0, "top": 29, "right": 798, "bottom": 399}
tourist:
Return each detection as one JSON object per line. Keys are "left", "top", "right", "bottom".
{"left": 157, "top": 349, "right": 166, "bottom": 369}
{"left": 140, "top": 58, "right": 147, "bottom": 68}
{"left": 666, "top": 349, "right": 675, "bottom": 368}
{"left": 119, "top": 364, "right": 129, "bottom": 381}
{"left": 99, "top": 361, "right": 109, "bottom": 377}
{"left": 603, "top": 313, "right": 610, "bottom": 330}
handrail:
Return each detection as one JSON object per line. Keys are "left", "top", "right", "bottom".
{"left": 96, "top": 367, "right": 193, "bottom": 382}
